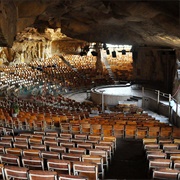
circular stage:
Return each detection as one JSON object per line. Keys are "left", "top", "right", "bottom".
{"left": 90, "top": 84, "right": 142, "bottom": 106}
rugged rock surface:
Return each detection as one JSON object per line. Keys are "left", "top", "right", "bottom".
{"left": 0, "top": 0, "right": 179, "bottom": 48}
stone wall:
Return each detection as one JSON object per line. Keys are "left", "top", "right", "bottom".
{"left": 133, "top": 47, "right": 176, "bottom": 93}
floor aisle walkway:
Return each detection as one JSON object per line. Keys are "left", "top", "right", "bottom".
{"left": 105, "top": 138, "right": 149, "bottom": 180}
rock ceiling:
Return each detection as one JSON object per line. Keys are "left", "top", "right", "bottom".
{"left": 0, "top": 0, "right": 180, "bottom": 48}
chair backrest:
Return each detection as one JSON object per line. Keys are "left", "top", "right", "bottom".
{"left": 30, "top": 144, "right": 47, "bottom": 151}
{"left": 22, "top": 156, "right": 44, "bottom": 170}
{"left": 68, "top": 147, "right": 86, "bottom": 155}
{"left": 153, "top": 168, "right": 180, "bottom": 180}
{"left": 61, "top": 153, "right": 82, "bottom": 162}
{"left": 13, "top": 142, "right": 29, "bottom": 149}
{"left": 28, "top": 170, "right": 57, "bottom": 180}
{"left": 4, "top": 165, "right": 28, "bottom": 180}
{"left": 0, "top": 154, "right": 21, "bottom": 166}
{"left": 41, "top": 151, "right": 61, "bottom": 159}
{"left": 73, "top": 161, "right": 98, "bottom": 180}
{"left": 23, "top": 149, "right": 41, "bottom": 157}
{"left": 5, "top": 147, "right": 22, "bottom": 156}
{"left": 47, "top": 159, "right": 71, "bottom": 175}
{"left": 49, "top": 145, "right": 66, "bottom": 153}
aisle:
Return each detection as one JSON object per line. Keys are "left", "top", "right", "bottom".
{"left": 104, "top": 138, "right": 149, "bottom": 179}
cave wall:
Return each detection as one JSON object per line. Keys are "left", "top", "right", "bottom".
{"left": 0, "top": 40, "right": 52, "bottom": 65}
{"left": 133, "top": 47, "right": 176, "bottom": 93}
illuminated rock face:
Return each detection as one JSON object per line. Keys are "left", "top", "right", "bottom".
{"left": 0, "top": 0, "right": 179, "bottom": 48}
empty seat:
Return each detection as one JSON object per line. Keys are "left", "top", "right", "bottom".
{"left": 61, "top": 153, "right": 82, "bottom": 162}
{"left": 28, "top": 170, "right": 57, "bottom": 180}
{"left": 153, "top": 168, "right": 180, "bottom": 180}
{"left": 0, "top": 154, "right": 21, "bottom": 166}
{"left": 22, "top": 156, "right": 44, "bottom": 170}
{"left": 4, "top": 165, "right": 29, "bottom": 180}
{"left": 47, "top": 159, "right": 71, "bottom": 175}
{"left": 82, "top": 154, "right": 104, "bottom": 179}
{"left": 73, "top": 161, "right": 98, "bottom": 180}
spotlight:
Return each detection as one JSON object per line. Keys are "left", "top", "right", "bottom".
{"left": 106, "top": 49, "right": 110, "bottom": 55}
{"left": 112, "top": 51, "right": 116, "bottom": 58}
{"left": 122, "top": 49, "right": 126, "bottom": 55}
{"left": 91, "top": 51, "right": 98, "bottom": 56}
{"left": 103, "top": 43, "right": 107, "bottom": 50}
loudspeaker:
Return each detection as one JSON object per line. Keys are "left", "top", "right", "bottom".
{"left": 91, "top": 51, "right": 98, "bottom": 56}
{"left": 106, "top": 49, "right": 110, "bottom": 55}
{"left": 122, "top": 49, "right": 126, "bottom": 55}
{"left": 112, "top": 51, "right": 116, "bottom": 58}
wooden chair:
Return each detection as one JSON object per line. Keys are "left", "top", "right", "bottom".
{"left": 59, "top": 133, "right": 72, "bottom": 138}
{"left": 174, "top": 160, "right": 180, "bottom": 170}
{"left": 148, "top": 126, "right": 160, "bottom": 138}
{"left": 95, "top": 144, "right": 112, "bottom": 161}
{"left": 102, "top": 136, "right": 116, "bottom": 150}
{"left": 144, "top": 143, "right": 160, "bottom": 150}
{"left": 89, "top": 149, "right": 108, "bottom": 170}
{"left": 136, "top": 127, "right": 148, "bottom": 139}
{"left": 5, "top": 147, "right": 22, "bottom": 156}
{"left": 82, "top": 155, "right": 104, "bottom": 179}
{"left": 60, "top": 142, "right": 75, "bottom": 150}
{"left": 90, "top": 124, "right": 102, "bottom": 135}
{"left": 28, "top": 137, "right": 43, "bottom": 145}
{"left": 149, "top": 158, "right": 172, "bottom": 171}
{"left": 46, "top": 131, "right": 59, "bottom": 137}
{"left": 61, "top": 153, "right": 82, "bottom": 162}
{"left": 14, "top": 136, "right": 29, "bottom": 143}
{"left": 81, "top": 123, "right": 91, "bottom": 135}
{"left": 30, "top": 144, "right": 47, "bottom": 151}
{"left": 49, "top": 145, "right": 66, "bottom": 153}
{"left": 0, "top": 154, "right": 21, "bottom": 166}
{"left": 44, "top": 140, "right": 59, "bottom": 146}
{"left": 22, "top": 149, "right": 41, "bottom": 157}
{"left": 88, "top": 135, "right": 101, "bottom": 141}
{"left": 58, "top": 174, "right": 88, "bottom": 180}
{"left": 101, "top": 125, "right": 113, "bottom": 136}
{"left": 13, "top": 142, "right": 29, "bottom": 149}
{"left": 125, "top": 125, "right": 136, "bottom": 138}
{"left": 71, "top": 139, "right": 85, "bottom": 143}
{"left": 77, "top": 142, "right": 93, "bottom": 150}
{"left": 60, "top": 123, "right": 71, "bottom": 133}
{"left": 28, "top": 170, "right": 57, "bottom": 180}
{"left": 70, "top": 123, "right": 81, "bottom": 134}
{"left": 43, "top": 135, "right": 57, "bottom": 141}
{"left": 0, "top": 140, "right": 12, "bottom": 148}
{"left": 159, "top": 126, "right": 172, "bottom": 139}
{"left": 73, "top": 161, "right": 98, "bottom": 180}
{"left": 47, "top": 159, "right": 71, "bottom": 175}
{"left": 68, "top": 147, "right": 86, "bottom": 155}
{"left": 74, "top": 134, "right": 87, "bottom": 140}
{"left": 41, "top": 151, "right": 61, "bottom": 160}
{"left": 153, "top": 168, "right": 180, "bottom": 180}
{"left": 22, "top": 156, "right": 44, "bottom": 170}
{"left": 143, "top": 138, "right": 157, "bottom": 144}
{"left": 4, "top": 165, "right": 29, "bottom": 180}
{"left": 113, "top": 124, "right": 125, "bottom": 138}
{"left": 170, "top": 154, "right": 180, "bottom": 161}
{"left": 162, "top": 143, "right": 179, "bottom": 151}
{"left": 147, "top": 152, "right": 167, "bottom": 160}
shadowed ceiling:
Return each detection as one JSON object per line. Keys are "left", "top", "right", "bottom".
{"left": 0, "top": 0, "right": 180, "bottom": 48}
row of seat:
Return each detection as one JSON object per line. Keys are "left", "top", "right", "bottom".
{"left": 0, "top": 163, "right": 97, "bottom": 180}
{"left": 143, "top": 138, "right": 180, "bottom": 179}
